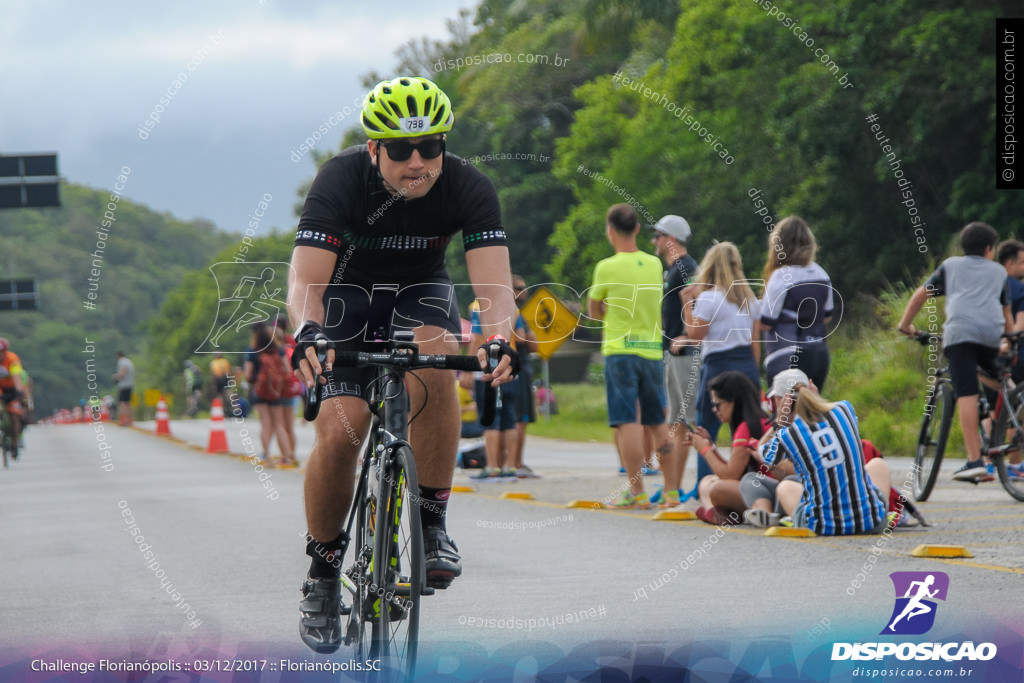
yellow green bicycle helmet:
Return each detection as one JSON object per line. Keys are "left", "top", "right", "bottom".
{"left": 361, "top": 76, "right": 454, "bottom": 139}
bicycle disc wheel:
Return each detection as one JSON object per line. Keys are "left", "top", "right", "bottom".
{"left": 371, "top": 444, "right": 422, "bottom": 681}
{"left": 914, "top": 380, "right": 953, "bottom": 501}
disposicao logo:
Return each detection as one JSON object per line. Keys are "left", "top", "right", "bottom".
{"left": 881, "top": 571, "right": 948, "bottom": 635}
{"left": 831, "top": 571, "right": 997, "bottom": 662}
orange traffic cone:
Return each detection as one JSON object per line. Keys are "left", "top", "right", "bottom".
{"left": 155, "top": 397, "right": 172, "bottom": 435}
{"left": 207, "top": 398, "right": 229, "bottom": 453}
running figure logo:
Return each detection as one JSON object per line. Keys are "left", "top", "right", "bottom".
{"left": 197, "top": 262, "right": 290, "bottom": 353}
{"left": 881, "top": 571, "right": 949, "bottom": 635}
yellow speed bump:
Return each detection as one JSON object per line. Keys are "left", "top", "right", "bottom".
{"left": 652, "top": 510, "right": 697, "bottom": 521}
{"left": 911, "top": 544, "right": 974, "bottom": 558}
{"left": 566, "top": 500, "right": 605, "bottom": 509}
{"left": 500, "top": 491, "right": 535, "bottom": 500}
{"left": 451, "top": 485, "right": 475, "bottom": 493}
{"left": 764, "top": 526, "right": 816, "bottom": 537}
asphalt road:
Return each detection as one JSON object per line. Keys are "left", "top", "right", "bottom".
{"left": 1, "top": 421, "right": 1021, "bottom": 682}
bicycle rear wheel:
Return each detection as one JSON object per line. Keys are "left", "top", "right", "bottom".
{"left": 914, "top": 379, "right": 953, "bottom": 501}
{"left": 991, "top": 385, "right": 1024, "bottom": 502}
{"left": 371, "top": 444, "right": 422, "bottom": 681}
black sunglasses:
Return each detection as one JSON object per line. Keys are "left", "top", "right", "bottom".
{"left": 379, "top": 137, "right": 445, "bottom": 162}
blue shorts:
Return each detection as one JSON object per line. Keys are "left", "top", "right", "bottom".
{"left": 475, "top": 379, "right": 519, "bottom": 431}
{"left": 604, "top": 355, "right": 666, "bottom": 427}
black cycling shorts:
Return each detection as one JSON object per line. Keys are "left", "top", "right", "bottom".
{"left": 320, "top": 277, "right": 461, "bottom": 400}
{"left": 944, "top": 342, "right": 1000, "bottom": 399}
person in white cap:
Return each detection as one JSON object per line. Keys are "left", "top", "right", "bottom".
{"left": 757, "top": 369, "right": 893, "bottom": 535}
{"left": 651, "top": 214, "right": 701, "bottom": 507}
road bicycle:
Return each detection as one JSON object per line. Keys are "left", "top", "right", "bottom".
{"left": 913, "top": 331, "right": 1024, "bottom": 502}
{"left": 304, "top": 331, "right": 493, "bottom": 679}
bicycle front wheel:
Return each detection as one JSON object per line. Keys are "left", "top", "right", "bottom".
{"left": 371, "top": 444, "right": 422, "bottom": 681}
{"left": 914, "top": 379, "right": 953, "bottom": 501}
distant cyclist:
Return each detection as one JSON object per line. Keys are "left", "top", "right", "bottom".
{"left": 287, "top": 76, "right": 518, "bottom": 653}
{"left": 0, "top": 338, "right": 27, "bottom": 449}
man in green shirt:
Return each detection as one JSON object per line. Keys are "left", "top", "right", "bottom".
{"left": 588, "top": 203, "right": 672, "bottom": 509}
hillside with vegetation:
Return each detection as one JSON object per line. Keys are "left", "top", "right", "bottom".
{"left": 0, "top": 183, "right": 235, "bottom": 417}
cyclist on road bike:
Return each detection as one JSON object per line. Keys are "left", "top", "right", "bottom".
{"left": 287, "top": 76, "right": 519, "bottom": 654}
{"left": 0, "top": 338, "right": 27, "bottom": 449}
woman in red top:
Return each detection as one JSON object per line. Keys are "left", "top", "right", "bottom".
{"left": 689, "top": 371, "right": 777, "bottom": 525}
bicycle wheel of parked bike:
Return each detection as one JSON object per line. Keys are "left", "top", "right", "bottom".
{"left": 371, "top": 444, "right": 422, "bottom": 681}
{"left": 990, "top": 385, "right": 1024, "bottom": 502}
{"left": 915, "top": 379, "right": 953, "bottom": 501}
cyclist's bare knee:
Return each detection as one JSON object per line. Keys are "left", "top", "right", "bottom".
{"left": 314, "top": 396, "right": 370, "bottom": 454}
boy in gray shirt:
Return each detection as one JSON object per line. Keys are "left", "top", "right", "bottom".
{"left": 899, "top": 222, "right": 1012, "bottom": 481}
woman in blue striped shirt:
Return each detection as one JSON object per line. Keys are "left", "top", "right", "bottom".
{"left": 759, "top": 370, "right": 891, "bottom": 535}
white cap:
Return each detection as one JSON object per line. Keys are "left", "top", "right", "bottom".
{"left": 768, "top": 369, "right": 810, "bottom": 398}
{"left": 652, "top": 215, "right": 691, "bottom": 243}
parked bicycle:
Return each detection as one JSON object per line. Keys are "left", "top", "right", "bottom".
{"left": 303, "top": 331, "right": 495, "bottom": 679}
{"left": 913, "top": 331, "right": 1024, "bottom": 502}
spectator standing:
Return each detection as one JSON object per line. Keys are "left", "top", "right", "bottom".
{"left": 511, "top": 274, "right": 541, "bottom": 478}
{"left": 683, "top": 242, "right": 761, "bottom": 486}
{"left": 998, "top": 239, "right": 1024, "bottom": 388}
{"left": 898, "top": 222, "right": 1012, "bottom": 482}
{"left": 184, "top": 360, "right": 202, "bottom": 417}
{"left": 457, "top": 371, "right": 484, "bottom": 438}
{"left": 588, "top": 203, "right": 672, "bottom": 509}
{"left": 760, "top": 216, "right": 834, "bottom": 390}
{"left": 468, "top": 298, "right": 521, "bottom": 479}
{"left": 274, "top": 322, "right": 300, "bottom": 463}
{"left": 209, "top": 352, "right": 232, "bottom": 407}
{"left": 112, "top": 351, "right": 134, "bottom": 426}
{"left": 651, "top": 214, "right": 700, "bottom": 507}
{"left": 245, "top": 324, "right": 296, "bottom": 465}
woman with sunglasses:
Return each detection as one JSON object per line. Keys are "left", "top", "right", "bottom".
{"left": 288, "top": 76, "right": 519, "bottom": 654}
{"left": 688, "top": 371, "right": 777, "bottom": 525}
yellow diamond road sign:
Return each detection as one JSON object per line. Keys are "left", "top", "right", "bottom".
{"left": 519, "top": 286, "right": 579, "bottom": 360}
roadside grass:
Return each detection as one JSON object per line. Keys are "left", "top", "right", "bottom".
{"left": 528, "top": 382, "right": 614, "bottom": 443}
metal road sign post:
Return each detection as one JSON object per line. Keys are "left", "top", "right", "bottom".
{"left": 519, "top": 286, "right": 578, "bottom": 420}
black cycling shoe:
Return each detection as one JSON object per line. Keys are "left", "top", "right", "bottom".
{"left": 299, "top": 573, "right": 346, "bottom": 654}
{"left": 423, "top": 525, "right": 462, "bottom": 589}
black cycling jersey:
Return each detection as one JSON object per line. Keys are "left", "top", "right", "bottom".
{"left": 295, "top": 145, "right": 506, "bottom": 284}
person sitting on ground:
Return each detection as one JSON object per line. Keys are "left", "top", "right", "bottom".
{"left": 758, "top": 370, "right": 892, "bottom": 535}
{"left": 688, "top": 371, "right": 776, "bottom": 525}
{"left": 745, "top": 371, "right": 905, "bottom": 528}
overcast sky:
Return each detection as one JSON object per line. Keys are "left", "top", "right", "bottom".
{"left": 1, "top": 0, "right": 472, "bottom": 236}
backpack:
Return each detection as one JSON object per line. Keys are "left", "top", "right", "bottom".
{"left": 191, "top": 367, "right": 202, "bottom": 392}
{"left": 253, "top": 351, "right": 288, "bottom": 401}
